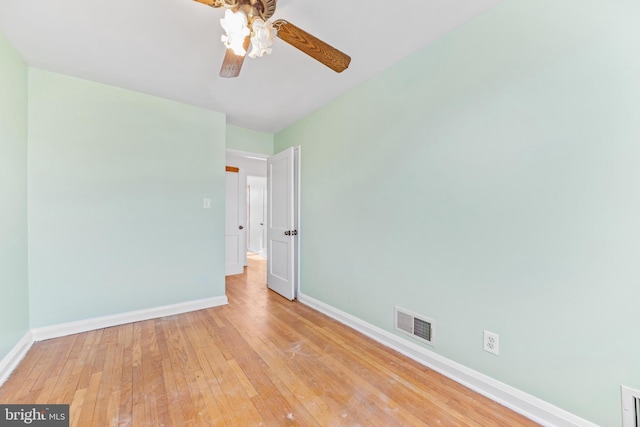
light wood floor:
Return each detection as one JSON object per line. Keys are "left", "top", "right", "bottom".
{"left": 0, "top": 257, "right": 539, "bottom": 426}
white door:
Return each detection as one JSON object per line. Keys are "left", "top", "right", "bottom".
{"left": 267, "top": 147, "right": 297, "bottom": 300}
{"left": 225, "top": 168, "right": 246, "bottom": 276}
{"left": 247, "top": 176, "right": 267, "bottom": 257}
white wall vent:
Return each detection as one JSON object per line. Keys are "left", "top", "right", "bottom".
{"left": 622, "top": 385, "right": 640, "bottom": 427}
{"left": 394, "top": 306, "right": 435, "bottom": 346}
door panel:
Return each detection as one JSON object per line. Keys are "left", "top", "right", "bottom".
{"left": 225, "top": 169, "right": 246, "bottom": 276}
{"left": 269, "top": 240, "right": 289, "bottom": 280}
{"left": 267, "top": 148, "right": 296, "bottom": 300}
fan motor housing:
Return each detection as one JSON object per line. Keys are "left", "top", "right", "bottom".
{"left": 224, "top": 0, "right": 276, "bottom": 20}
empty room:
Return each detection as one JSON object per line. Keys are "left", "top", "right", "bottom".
{"left": 1, "top": 0, "right": 639, "bottom": 426}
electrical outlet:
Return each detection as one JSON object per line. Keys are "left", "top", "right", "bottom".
{"left": 203, "top": 198, "right": 211, "bottom": 209}
{"left": 483, "top": 330, "right": 499, "bottom": 355}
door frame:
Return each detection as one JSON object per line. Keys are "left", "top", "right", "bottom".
{"left": 225, "top": 147, "right": 301, "bottom": 296}
{"left": 225, "top": 166, "right": 247, "bottom": 275}
{"left": 293, "top": 146, "right": 301, "bottom": 297}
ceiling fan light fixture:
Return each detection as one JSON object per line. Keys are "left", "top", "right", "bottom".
{"left": 248, "top": 18, "right": 275, "bottom": 58}
{"left": 195, "top": 0, "right": 350, "bottom": 77}
{"left": 220, "top": 9, "right": 250, "bottom": 56}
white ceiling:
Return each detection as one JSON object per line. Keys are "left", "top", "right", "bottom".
{"left": 0, "top": 0, "right": 502, "bottom": 134}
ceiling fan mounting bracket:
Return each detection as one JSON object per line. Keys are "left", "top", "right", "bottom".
{"left": 223, "top": 0, "right": 276, "bottom": 20}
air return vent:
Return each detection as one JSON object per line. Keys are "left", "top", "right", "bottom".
{"left": 622, "top": 385, "right": 640, "bottom": 427}
{"left": 394, "top": 306, "right": 435, "bottom": 346}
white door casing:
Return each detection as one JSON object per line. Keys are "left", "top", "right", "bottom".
{"left": 225, "top": 168, "right": 246, "bottom": 276}
{"left": 267, "top": 147, "right": 297, "bottom": 300}
{"left": 247, "top": 176, "right": 267, "bottom": 256}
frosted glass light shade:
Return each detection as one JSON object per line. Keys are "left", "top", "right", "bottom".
{"left": 248, "top": 19, "right": 275, "bottom": 58}
{"left": 220, "top": 9, "right": 250, "bottom": 56}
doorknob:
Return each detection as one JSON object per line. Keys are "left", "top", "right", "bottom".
{"left": 239, "top": 225, "right": 244, "bottom": 230}
{"left": 284, "top": 230, "right": 291, "bottom": 236}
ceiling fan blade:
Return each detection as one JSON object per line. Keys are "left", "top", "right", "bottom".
{"left": 219, "top": 36, "right": 251, "bottom": 78}
{"left": 272, "top": 20, "right": 351, "bottom": 73}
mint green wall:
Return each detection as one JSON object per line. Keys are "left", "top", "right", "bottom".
{"left": 28, "top": 69, "right": 227, "bottom": 327}
{"left": 0, "top": 33, "right": 30, "bottom": 360}
{"left": 275, "top": 1, "right": 640, "bottom": 425}
{"left": 226, "top": 124, "right": 274, "bottom": 155}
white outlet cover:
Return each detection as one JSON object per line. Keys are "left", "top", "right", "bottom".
{"left": 483, "top": 330, "right": 500, "bottom": 356}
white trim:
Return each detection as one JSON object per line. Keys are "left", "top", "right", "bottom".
{"left": 621, "top": 385, "right": 640, "bottom": 427}
{"left": 298, "top": 293, "right": 598, "bottom": 427}
{"left": 226, "top": 148, "right": 271, "bottom": 160}
{"left": 294, "top": 145, "right": 302, "bottom": 299}
{"left": 0, "top": 331, "right": 34, "bottom": 387}
{"left": 31, "top": 296, "right": 228, "bottom": 342}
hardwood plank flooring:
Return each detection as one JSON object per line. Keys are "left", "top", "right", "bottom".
{"left": 0, "top": 256, "right": 539, "bottom": 426}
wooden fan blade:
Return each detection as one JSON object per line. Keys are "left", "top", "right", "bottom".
{"left": 220, "top": 49, "right": 246, "bottom": 78}
{"left": 273, "top": 20, "right": 350, "bottom": 73}
{"left": 219, "top": 36, "right": 250, "bottom": 78}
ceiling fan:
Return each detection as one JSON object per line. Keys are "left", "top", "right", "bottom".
{"left": 193, "top": 0, "right": 351, "bottom": 78}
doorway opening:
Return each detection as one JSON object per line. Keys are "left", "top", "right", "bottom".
{"left": 225, "top": 147, "right": 300, "bottom": 300}
{"left": 247, "top": 175, "right": 267, "bottom": 259}
{"left": 226, "top": 149, "right": 269, "bottom": 283}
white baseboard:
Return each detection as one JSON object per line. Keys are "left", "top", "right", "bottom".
{"left": 0, "top": 331, "right": 34, "bottom": 387}
{"left": 298, "top": 293, "right": 597, "bottom": 427}
{"left": 31, "top": 295, "right": 228, "bottom": 342}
